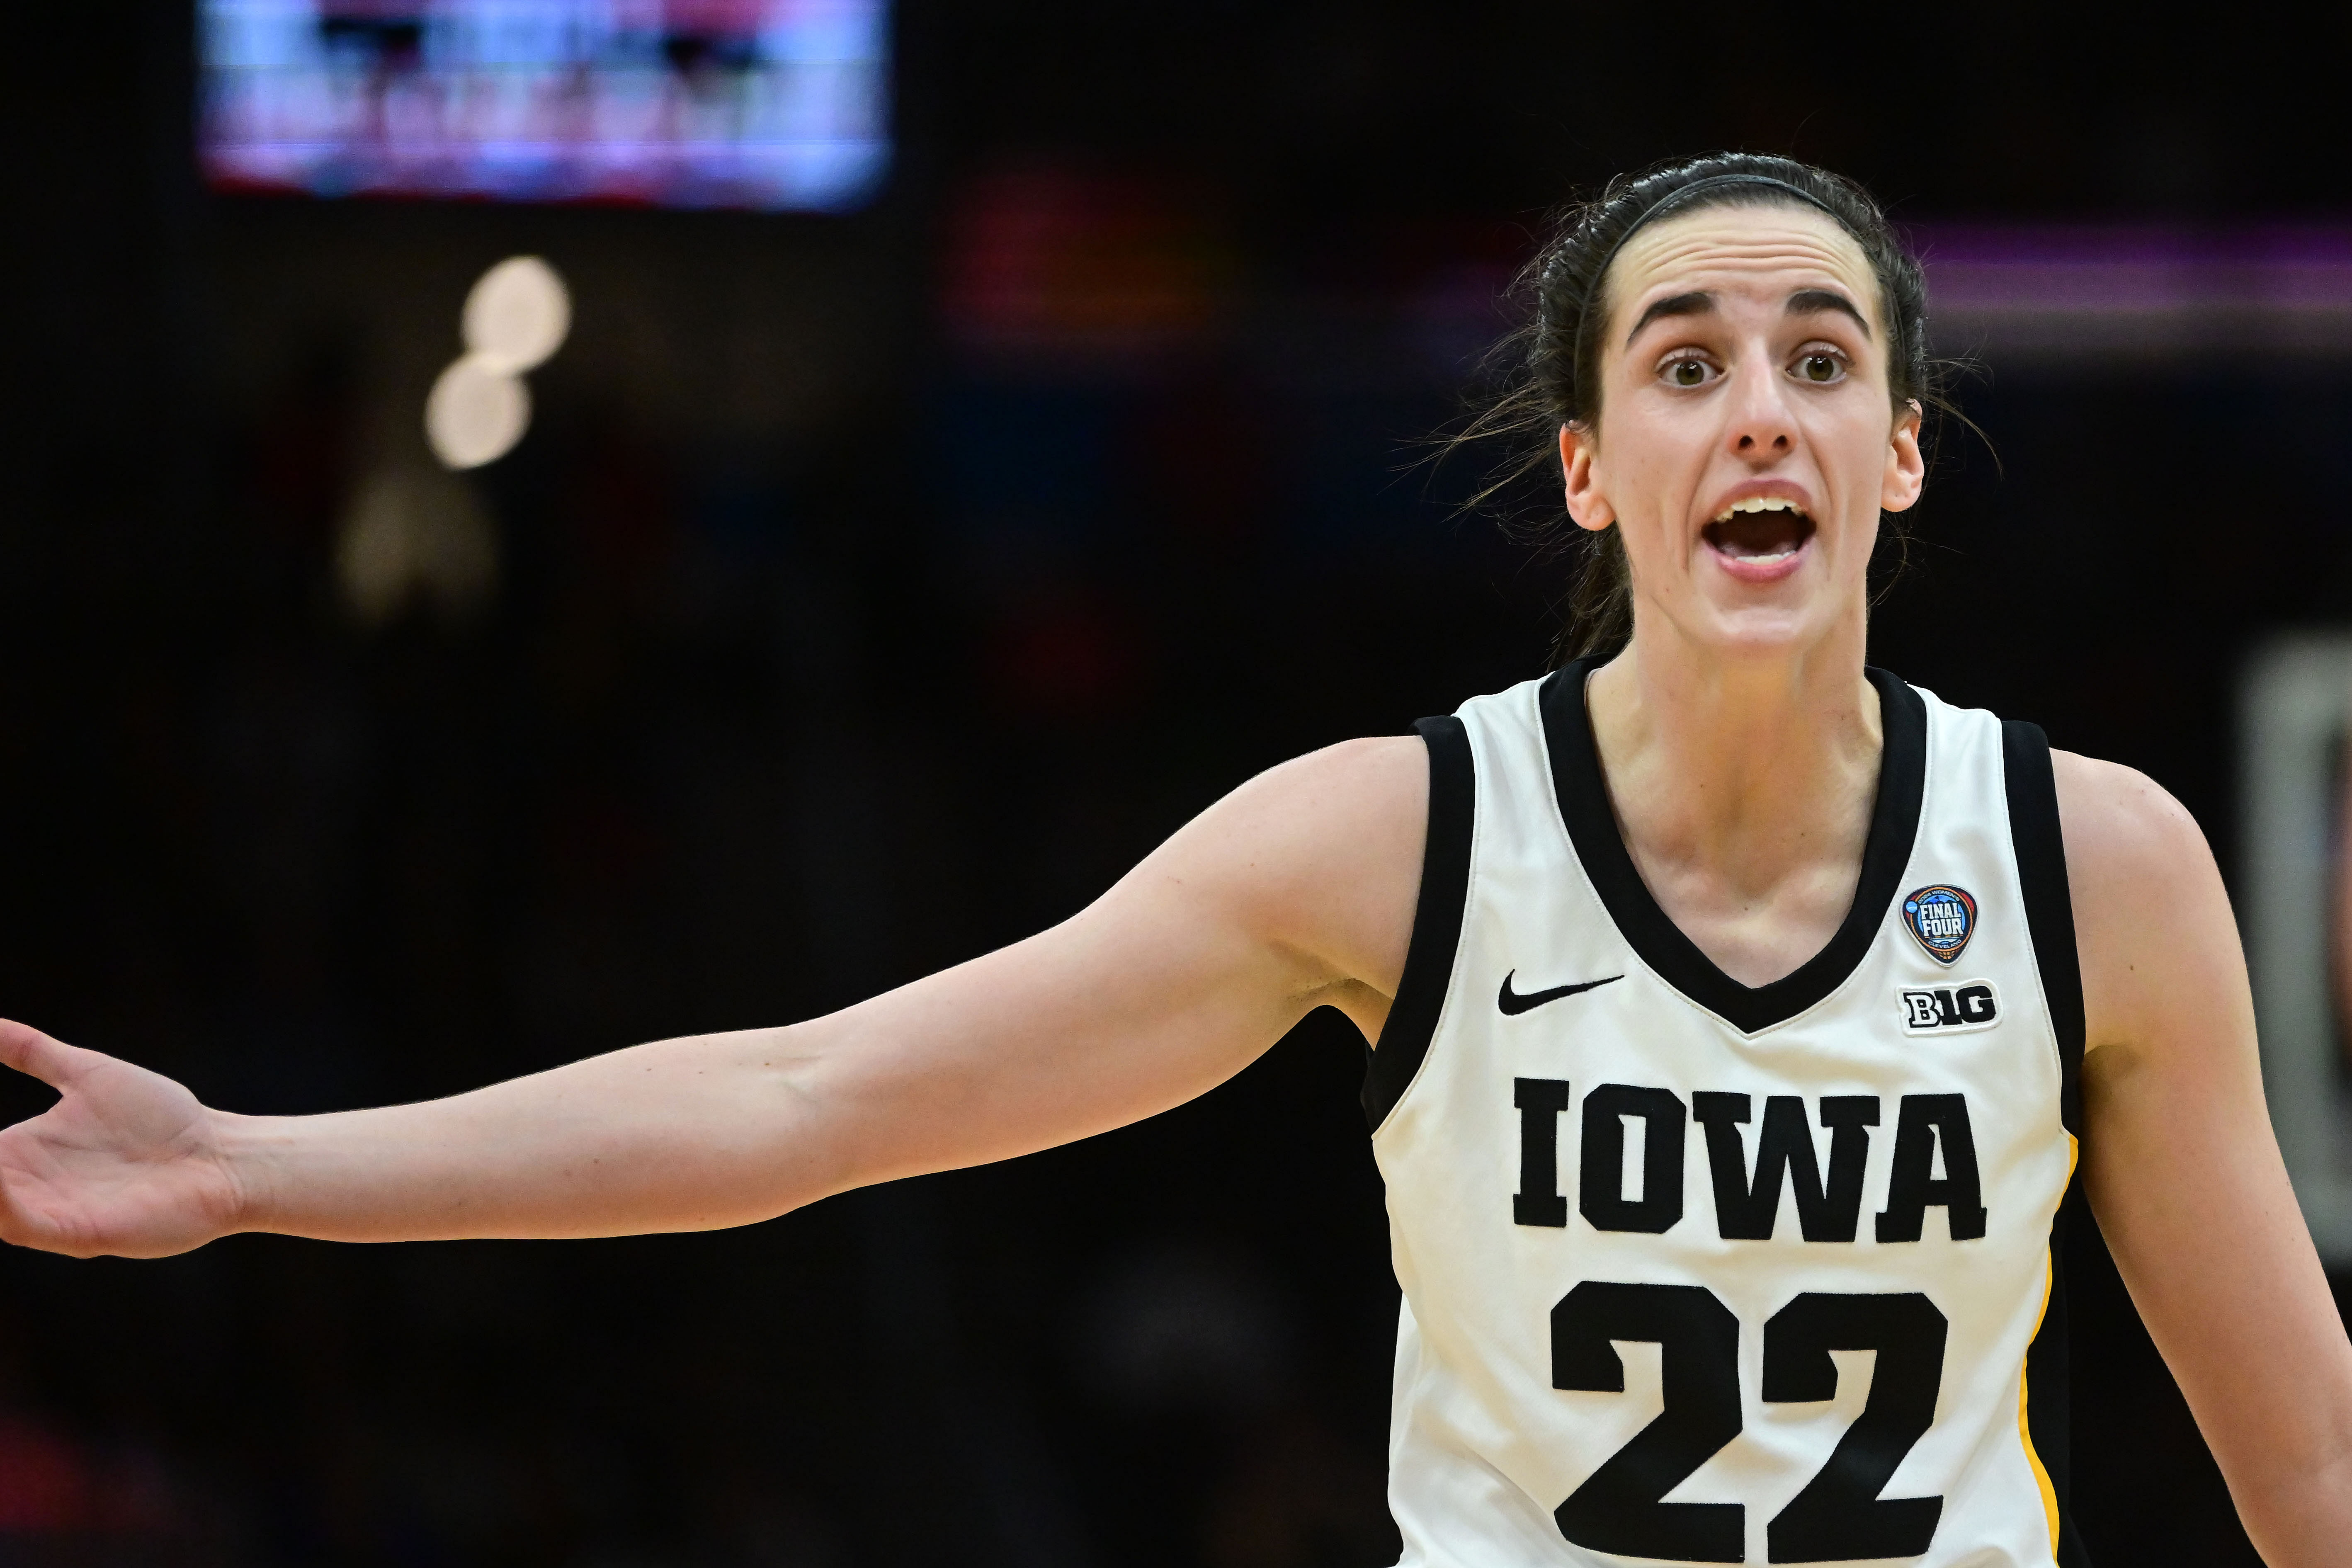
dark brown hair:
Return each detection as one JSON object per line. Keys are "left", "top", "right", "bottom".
{"left": 1449, "top": 153, "right": 1940, "bottom": 661}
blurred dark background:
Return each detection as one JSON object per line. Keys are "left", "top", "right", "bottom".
{"left": 1, "top": 2, "right": 2347, "bottom": 1563}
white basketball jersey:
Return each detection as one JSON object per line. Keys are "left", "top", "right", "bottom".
{"left": 1365, "top": 663, "right": 2087, "bottom": 1568}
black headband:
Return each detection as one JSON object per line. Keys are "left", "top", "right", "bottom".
{"left": 1569, "top": 173, "right": 1860, "bottom": 413}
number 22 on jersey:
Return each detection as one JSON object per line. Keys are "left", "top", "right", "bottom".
{"left": 1551, "top": 1281, "right": 1947, "bottom": 1563}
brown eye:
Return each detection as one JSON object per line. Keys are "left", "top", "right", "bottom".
{"left": 1796, "top": 353, "right": 1841, "bottom": 383}
{"left": 1669, "top": 359, "right": 1708, "bottom": 387}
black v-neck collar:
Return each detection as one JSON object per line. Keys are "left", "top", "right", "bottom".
{"left": 1539, "top": 659, "right": 1927, "bottom": 1034}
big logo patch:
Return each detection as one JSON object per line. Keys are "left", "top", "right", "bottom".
{"left": 1901, "top": 884, "right": 1976, "bottom": 964}
{"left": 1899, "top": 979, "right": 2001, "bottom": 1034}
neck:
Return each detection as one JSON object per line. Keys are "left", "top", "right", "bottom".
{"left": 1583, "top": 609, "right": 1882, "bottom": 985}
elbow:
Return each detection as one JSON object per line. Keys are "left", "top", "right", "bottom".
{"left": 2227, "top": 1430, "right": 2352, "bottom": 1566}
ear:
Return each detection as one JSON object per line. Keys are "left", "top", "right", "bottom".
{"left": 1559, "top": 424, "right": 1614, "bottom": 531}
{"left": 1881, "top": 400, "right": 1926, "bottom": 514}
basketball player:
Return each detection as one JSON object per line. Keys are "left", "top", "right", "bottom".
{"left": 0, "top": 155, "right": 2345, "bottom": 1565}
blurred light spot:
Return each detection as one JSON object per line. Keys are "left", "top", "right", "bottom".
{"left": 425, "top": 354, "right": 531, "bottom": 470}
{"left": 336, "top": 466, "right": 500, "bottom": 626}
{"left": 425, "top": 255, "right": 570, "bottom": 468}
{"left": 462, "top": 256, "right": 570, "bottom": 374}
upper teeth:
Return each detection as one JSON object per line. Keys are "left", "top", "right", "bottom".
{"left": 1714, "top": 497, "right": 1804, "bottom": 522}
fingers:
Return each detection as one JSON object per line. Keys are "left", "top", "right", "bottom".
{"left": 0, "top": 1020, "right": 84, "bottom": 1091}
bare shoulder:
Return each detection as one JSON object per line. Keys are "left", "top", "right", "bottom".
{"left": 2050, "top": 748, "right": 2213, "bottom": 888}
{"left": 2049, "top": 749, "right": 2245, "bottom": 1054}
{"left": 1209, "top": 734, "right": 1428, "bottom": 850}
{"left": 1132, "top": 734, "right": 1430, "bottom": 1016}
{"left": 1160, "top": 733, "right": 1427, "bottom": 918}
{"left": 1100, "top": 738, "right": 1430, "bottom": 1020}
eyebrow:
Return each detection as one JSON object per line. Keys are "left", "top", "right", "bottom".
{"left": 1623, "top": 286, "right": 1875, "bottom": 346}
{"left": 1786, "top": 288, "right": 1871, "bottom": 337}
{"left": 1624, "top": 291, "right": 1714, "bottom": 345}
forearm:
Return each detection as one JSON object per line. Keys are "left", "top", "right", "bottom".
{"left": 218, "top": 916, "right": 1309, "bottom": 1244}
{"left": 222, "top": 1027, "right": 833, "bottom": 1242}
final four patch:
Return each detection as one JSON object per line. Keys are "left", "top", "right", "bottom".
{"left": 1901, "top": 884, "right": 1976, "bottom": 964}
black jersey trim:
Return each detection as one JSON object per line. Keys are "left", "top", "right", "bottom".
{"left": 1364, "top": 715, "right": 1475, "bottom": 1133}
{"left": 2027, "top": 1167, "right": 2094, "bottom": 1567}
{"left": 2005, "top": 717, "right": 2091, "bottom": 1565}
{"left": 2004, "top": 719, "right": 2086, "bottom": 1135}
{"left": 1537, "top": 660, "right": 1927, "bottom": 1035}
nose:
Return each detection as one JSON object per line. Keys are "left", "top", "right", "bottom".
{"left": 1725, "top": 356, "right": 1796, "bottom": 460}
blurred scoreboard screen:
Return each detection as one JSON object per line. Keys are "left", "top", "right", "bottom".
{"left": 201, "top": 0, "right": 890, "bottom": 212}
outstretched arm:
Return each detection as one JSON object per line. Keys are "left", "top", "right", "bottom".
{"left": 2062, "top": 751, "right": 2352, "bottom": 1564}
{"left": 0, "top": 736, "right": 1427, "bottom": 1258}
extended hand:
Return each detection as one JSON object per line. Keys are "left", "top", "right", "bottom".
{"left": 0, "top": 1020, "right": 244, "bottom": 1258}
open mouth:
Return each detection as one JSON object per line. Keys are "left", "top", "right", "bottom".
{"left": 1702, "top": 496, "right": 1814, "bottom": 568}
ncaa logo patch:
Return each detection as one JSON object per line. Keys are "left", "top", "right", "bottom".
{"left": 1901, "top": 884, "right": 1977, "bottom": 964}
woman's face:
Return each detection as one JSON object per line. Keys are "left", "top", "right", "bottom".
{"left": 1559, "top": 202, "right": 1924, "bottom": 663}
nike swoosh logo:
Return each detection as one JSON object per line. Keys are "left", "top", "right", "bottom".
{"left": 1497, "top": 970, "right": 1624, "bottom": 1015}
